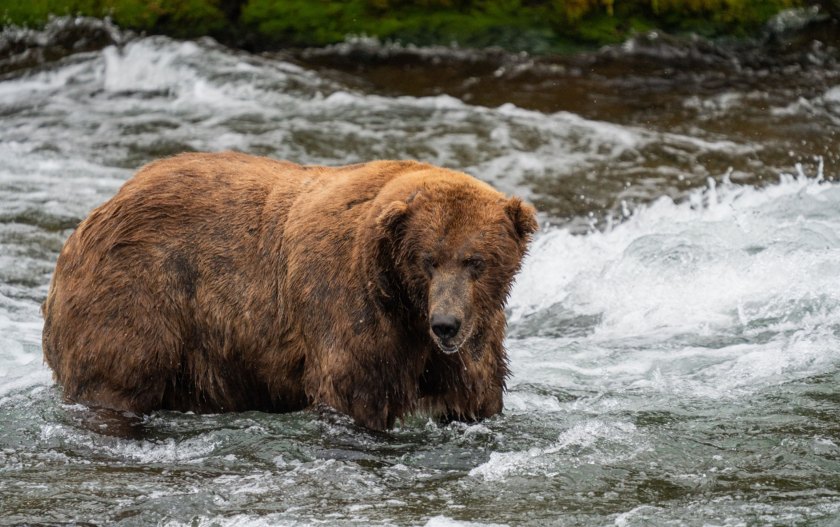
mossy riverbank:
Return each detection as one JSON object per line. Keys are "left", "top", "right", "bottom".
{"left": 1, "top": 0, "right": 833, "bottom": 52}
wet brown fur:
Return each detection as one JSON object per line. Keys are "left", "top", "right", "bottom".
{"left": 42, "top": 152, "right": 537, "bottom": 430}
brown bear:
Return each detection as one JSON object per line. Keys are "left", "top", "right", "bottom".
{"left": 41, "top": 152, "right": 537, "bottom": 430}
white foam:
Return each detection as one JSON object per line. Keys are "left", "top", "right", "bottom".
{"left": 0, "top": 61, "right": 93, "bottom": 101}
{"left": 507, "top": 169, "right": 840, "bottom": 399}
{"left": 0, "top": 304, "right": 50, "bottom": 399}
{"left": 424, "top": 516, "right": 509, "bottom": 527}
{"left": 771, "top": 84, "right": 840, "bottom": 124}
{"left": 510, "top": 170, "right": 840, "bottom": 336}
{"left": 823, "top": 85, "right": 840, "bottom": 104}
{"left": 103, "top": 40, "right": 199, "bottom": 93}
{"left": 503, "top": 391, "right": 565, "bottom": 414}
{"left": 39, "top": 424, "right": 219, "bottom": 463}
{"left": 164, "top": 516, "right": 304, "bottom": 527}
{"left": 469, "top": 419, "right": 644, "bottom": 481}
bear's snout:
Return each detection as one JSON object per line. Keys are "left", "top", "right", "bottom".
{"left": 431, "top": 313, "right": 461, "bottom": 349}
{"left": 428, "top": 269, "right": 471, "bottom": 354}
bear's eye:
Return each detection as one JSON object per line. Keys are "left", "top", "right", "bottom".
{"left": 464, "top": 257, "right": 485, "bottom": 275}
{"left": 422, "top": 255, "right": 437, "bottom": 274}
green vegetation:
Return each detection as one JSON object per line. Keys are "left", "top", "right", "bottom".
{"left": 0, "top": 0, "right": 817, "bottom": 51}
{"left": 0, "top": 0, "right": 229, "bottom": 37}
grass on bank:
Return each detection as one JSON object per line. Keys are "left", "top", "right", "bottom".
{"left": 0, "top": 0, "right": 816, "bottom": 51}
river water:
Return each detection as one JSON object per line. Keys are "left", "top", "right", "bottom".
{"left": 2, "top": 15, "right": 840, "bottom": 526}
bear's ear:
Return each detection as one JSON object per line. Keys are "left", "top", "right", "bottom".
{"left": 376, "top": 200, "right": 411, "bottom": 237}
{"left": 505, "top": 197, "right": 538, "bottom": 241}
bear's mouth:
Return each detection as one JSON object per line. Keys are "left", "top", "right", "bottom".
{"left": 436, "top": 340, "right": 459, "bottom": 354}
{"left": 432, "top": 331, "right": 468, "bottom": 354}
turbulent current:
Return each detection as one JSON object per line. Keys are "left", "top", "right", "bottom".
{"left": 2, "top": 16, "right": 840, "bottom": 526}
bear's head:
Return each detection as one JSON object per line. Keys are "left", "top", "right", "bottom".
{"left": 374, "top": 173, "right": 538, "bottom": 354}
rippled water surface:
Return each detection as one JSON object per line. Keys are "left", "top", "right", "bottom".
{"left": 2, "top": 17, "right": 840, "bottom": 526}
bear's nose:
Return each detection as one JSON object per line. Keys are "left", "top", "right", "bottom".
{"left": 431, "top": 314, "right": 461, "bottom": 341}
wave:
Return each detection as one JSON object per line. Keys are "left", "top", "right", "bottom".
{"left": 508, "top": 163, "right": 840, "bottom": 397}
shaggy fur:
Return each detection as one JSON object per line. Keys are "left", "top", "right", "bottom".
{"left": 42, "top": 152, "right": 537, "bottom": 430}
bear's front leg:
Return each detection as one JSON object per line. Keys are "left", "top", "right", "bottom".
{"left": 318, "top": 384, "right": 394, "bottom": 431}
{"left": 309, "top": 360, "right": 401, "bottom": 431}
